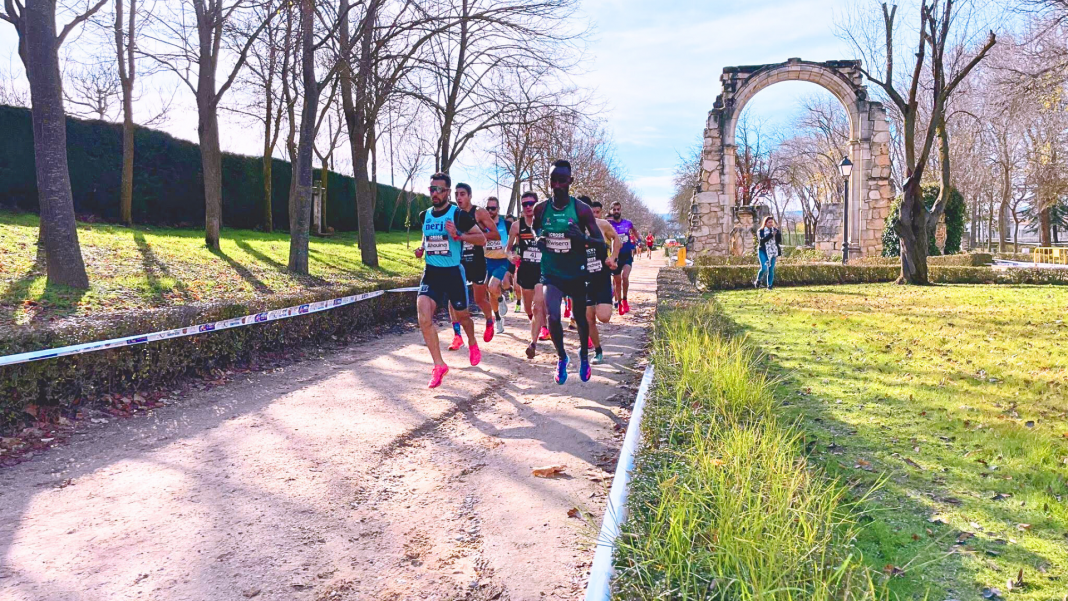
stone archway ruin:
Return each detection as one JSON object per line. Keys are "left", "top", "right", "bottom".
{"left": 689, "top": 58, "right": 895, "bottom": 257}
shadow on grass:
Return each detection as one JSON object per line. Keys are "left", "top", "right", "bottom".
{"left": 0, "top": 250, "right": 91, "bottom": 325}
{"left": 705, "top": 291, "right": 1062, "bottom": 601}
{"left": 132, "top": 231, "right": 192, "bottom": 303}
{"left": 209, "top": 248, "right": 273, "bottom": 295}
{"left": 234, "top": 239, "right": 330, "bottom": 288}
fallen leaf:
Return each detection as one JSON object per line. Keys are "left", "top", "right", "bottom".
{"left": 903, "top": 457, "right": 922, "bottom": 470}
{"left": 709, "top": 458, "right": 726, "bottom": 467}
{"left": 957, "top": 532, "right": 975, "bottom": 544}
{"left": 567, "top": 507, "right": 580, "bottom": 518}
{"left": 532, "top": 465, "right": 567, "bottom": 478}
{"left": 1017, "top": 523, "right": 1032, "bottom": 532}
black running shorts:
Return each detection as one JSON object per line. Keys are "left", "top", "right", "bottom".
{"left": 419, "top": 265, "right": 469, "bottom": 312}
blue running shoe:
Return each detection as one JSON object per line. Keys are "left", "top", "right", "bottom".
{"left": 579, "top": 358, "right": 591, "bottom": 382}
{"left": 555, "top": 355, "right": 569, "bottom": 385}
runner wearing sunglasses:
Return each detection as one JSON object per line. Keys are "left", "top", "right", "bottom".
{"left": 506, "top": 191, "right": 549, "bottom": 358}
{"left": 584, "top": 198, "right": 621, "bottom": 364}
{"left": 415, "top": 173, "right": 486, "bottom": 388}
{"left": 608, "top": 201, "right": 641, "bottom": 315}
{"left": 531, "top": 160, "right": 606, "bottom": 384}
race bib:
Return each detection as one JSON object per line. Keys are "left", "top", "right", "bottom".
{"left": 462, "top": 241, "right": 475, "bottom": 251}
{"left": 425, "top": 235, "right": 450, "bottom": 256}
{"left": 545, "top": 233, "right": 571, "bottom": 253}
{"left": 587, "top": 256, "right": 602, "bottom": 273}
{"left": 523, "top": 248, "right": 542, "bottom": 262}
{"left": 766, "top": 240, "right": 779, "bottom": 259}
{"left": 486, "top": 239, "right": 504, "bottom": 251}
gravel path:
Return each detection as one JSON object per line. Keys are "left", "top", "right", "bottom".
{"left": 0, "top": 259, "right": 662, "bottom": 601}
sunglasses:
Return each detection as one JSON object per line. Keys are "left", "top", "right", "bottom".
{"left": 487, "top": 206, "right": 499, "bottom": 212}
{"left": 522, "top": 201, "right": 536, "bottom": 207}
{"left": 429, "top": 185, "right": 448, "bottom": 193}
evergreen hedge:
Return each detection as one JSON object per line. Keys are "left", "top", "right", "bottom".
{"left": 882, "top": 186, "right": 966, "bottom": 257}
{"left": 0, "top": 104, "right": 430, "bottom": 231}
{"left": 685, "top": 263, "right": 1068, "bottom": 290}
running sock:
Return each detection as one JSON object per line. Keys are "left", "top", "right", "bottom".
{"left": 494, "top": 311, "right": 501, "bottom": 320}
{"left": 452, "top": 322, "right": 462, "bottom": 336}
{"left": 595, "top": 346, "right": 602, "bottom": 355}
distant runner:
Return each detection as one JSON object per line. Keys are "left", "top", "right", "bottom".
{"left": 585, "top": 199, "right": 620, "bottom": 364}
{"left": 483, "top": 196, "right": 513, "bottom": 335}
{"left": 450, "top": 183, "right": 498, "bottom": 349}
{"left": 506, "top": 191, "right": 549, "bottom": 358}
{"left": 532, "top": 160, "right": 606, "bottom": 384}
{"left": 608, "top": 201, "right": 641, "bottom": 315}
{"left": 645, "top": 233, "right": 655, "bottom": 259}
{"left": 415, "top": 173, "right": 486, "bottom": 388}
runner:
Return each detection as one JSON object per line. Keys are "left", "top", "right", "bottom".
{"left": 506, "top": 191, "right": 549, "bottom": 359}
{"left": 415, "top": 173, "right": 486, "bottom": 388}
{"left": 449, "top": 183, "right": 498, "bottom": 350}
{"left": 532, "top": 160, "right": 606, "bottom": 384}
{"left": 608, "top": 200, "right": 641, "bottom": 315}
{"left": 482, "top": 196, "right": 513, "bottom": 335}
{"left": 645, "top": 233, "right": 655, "bottom": 259}
{"left": 585, "top": 199, "right": 621, "bottom": 364}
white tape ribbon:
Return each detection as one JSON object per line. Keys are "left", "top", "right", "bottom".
{"left": 0, "top": 286, "right": 421, "bottom": 368}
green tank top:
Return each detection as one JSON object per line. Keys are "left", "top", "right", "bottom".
{"left": 540, "top": 196, "right": 584, "bottom": 280}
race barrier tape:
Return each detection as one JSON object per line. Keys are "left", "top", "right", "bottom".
{"left": 0, "top": 286, "right": 424, "bottom": 368}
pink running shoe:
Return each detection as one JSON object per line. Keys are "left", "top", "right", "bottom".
{"left": 428, "top": 364, "right": 449, "bottom": 388}
{"left": 469, "top": 344, "right": 481, "bottom": 366}
{"left": 588, "top": 337, "right": 594, "bottom": 349}
{"left": 483, "top": 321, "right": 495, "bottom": 343}
{"left": 448, "top": 334, "right": 464, "bottom": 351}
{"left": 539, "top": 326, "right": 551, "bottom": 341}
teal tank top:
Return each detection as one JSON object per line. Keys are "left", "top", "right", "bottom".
{"left": 423, "top": 204, "right": 462, "bottom": 268}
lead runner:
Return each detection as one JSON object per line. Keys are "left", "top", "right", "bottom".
{"left": 532, "top": 160, "right": 606, "bottom": 384}
{"left": 415, "top": 172, "right": 486, "bottom": 388}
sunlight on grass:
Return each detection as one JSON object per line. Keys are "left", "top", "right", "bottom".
{"left": 717, "top": 284, "right": 1068, "bottom": 601}
{"left": 0, "top": 211, "right": 423, "bottom": 327}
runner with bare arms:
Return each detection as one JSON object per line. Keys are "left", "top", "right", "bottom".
{"left": 448, "top": 184, "right": 499, "bottom": 350}
{"left": 415, "top": 173, "right": 486, "bottom": 388}
{"left": 585, "top": 199, "right": 620, "bottom": 364}
{"left": 506, "top": 191, "right": 548, "bottom": 359}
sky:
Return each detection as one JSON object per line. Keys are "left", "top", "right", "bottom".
{"left": 0, "top": 0, "right": 861, "bottom": 215}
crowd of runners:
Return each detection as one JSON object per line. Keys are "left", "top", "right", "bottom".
{"left": 413, "top": 160, "right": 651, "bottom": 388}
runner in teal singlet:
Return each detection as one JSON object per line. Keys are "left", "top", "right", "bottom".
{"left": 531, "top": 160, "right": 606, "bottom": 385}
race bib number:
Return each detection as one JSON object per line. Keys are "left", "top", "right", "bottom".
{"left": 587, "top": 256, "right": 602, "bottom": 273}
{"left": 766, "top": 241, "right": 779, "bottom": 259}
{"left": 545, "top": 233, "right": 571, "bottom": 253}
{"left": 462, "top": 241, "right": 475, "bottom": 251}
{"left": 425, "top": 235, "right": 450, "bottom": 256}
{"left": 522, "top": 248, "right": 542, "bottom": 262}
{"left": 485, "top": 239, "right": 504, "bottom": 251}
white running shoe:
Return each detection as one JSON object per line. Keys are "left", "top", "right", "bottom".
{"left": 496, "top": 320, "right": 505, "bottom": 334}
{"left": 498, "top": 297, "right": 509, "bottom": 316}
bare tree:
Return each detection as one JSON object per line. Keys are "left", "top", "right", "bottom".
{"left": 842, "top": 1, "right": 995, "bottom": 283}
{"left": 2, "top": 0, "right": 107, "bottom": 288}
{"left": 0, "top": 54, "right": 29, "bottom": 106}
{"left": 734, "top": 111, "right": 774, "bottom": 207}
{"left": 143, "top": 0, "right": 272, "bottom": 249}
{"left": 64, "top": 59, "right": 121, "bottom": 119}
{"left": 669, "top": 141, "right": 701, "bottom": 229}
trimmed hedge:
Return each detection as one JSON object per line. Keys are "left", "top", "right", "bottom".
{"left": 882, "top": 186, "right": 966, "bottom": 257}
{"left": 853, "top": 253, "right": 993, "bottom": 267}
{"left": 0, "top": 277, "right": 419, "bottom": 433}
{"left": 0, "top": 104, "right": 430, "bottom": 231}
{"left": 685, "top": 263, "right": 1068, "bottom": 290}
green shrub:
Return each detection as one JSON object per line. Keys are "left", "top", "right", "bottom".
{"left": 882, "top": 186, "right": 966, "bottom": 257}
{"left": 684, "top": 263, "right": 1068, "bottom": 290}
{"left": 0, "top": 277, "right": 419, "bottom": 432}
{"left": 0, "top": 105, "right": 430, "bottom": 231}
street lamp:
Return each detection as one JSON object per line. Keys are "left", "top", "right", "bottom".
{"left": 839, "top": 157, "right": 853, "bottom": 264}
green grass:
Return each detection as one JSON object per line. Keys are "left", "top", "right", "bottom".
{"left": 0, "top": 210, "right": 423, "bottom": 328}
{"left": 713, "top": 284, "right": 1068, "bottom": 600}
{"left": 614, "top": 304, "right": 884, "bottom": 600}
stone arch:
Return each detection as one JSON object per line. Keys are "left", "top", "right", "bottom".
{"left": 689, "top": 58, "right": 895, "bottom": 258}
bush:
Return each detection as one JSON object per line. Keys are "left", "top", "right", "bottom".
{"left": 684, "top": 263, "right": 1068, "bottom": 290}
{"left": 0, "top": 105, "right": 430, "bottom": 231}
{"left": 882, "top": 186, "right": 966, "bottom": 257}
{"left": 0, "top": 277, "right": 419, "bottom": 433}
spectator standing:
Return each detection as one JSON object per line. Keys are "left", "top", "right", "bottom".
{"left": 753, "top": 216, "right": 782, "bottom": 290}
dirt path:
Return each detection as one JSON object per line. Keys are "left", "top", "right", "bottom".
{"left": 0, "top": 259, "right": 662, "bottom": 601}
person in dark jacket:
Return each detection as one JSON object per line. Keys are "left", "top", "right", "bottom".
{"left": 754, "top": 216, "right": 782, "bottom": 290}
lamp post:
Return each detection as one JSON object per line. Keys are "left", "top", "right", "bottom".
{"left": 839, "top": 157, "right": 853, "bottom": 264}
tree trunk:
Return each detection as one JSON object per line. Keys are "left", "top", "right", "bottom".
{"left": 339, "top": 0, "right": 380, "bottom": 267}
{"left": 287, "top": 0, "right": 317, "bottom": 274}
{"left": 198, "top": 99, "right": 223, "bottom": 249}
{"left": 120, "top": 90, "right": 134, "bottom": 225}
{"left": 1013, "top": 221, "right": 1019, "bottom": 253}
{"left": 22, "top": 0, "right": 90, "bottom": 289}
{"left": 896, "top": 177, "right": 929, "bottom": 284}
{"left": 1039, "top": 205, "right": 1052, "bottom": 247}
{"left": 261, "top": 96, "right": 274, "bottom": 233}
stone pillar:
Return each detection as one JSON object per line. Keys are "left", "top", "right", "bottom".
{"left": 860, "top": 103, "right": 895, "bottom": 257}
